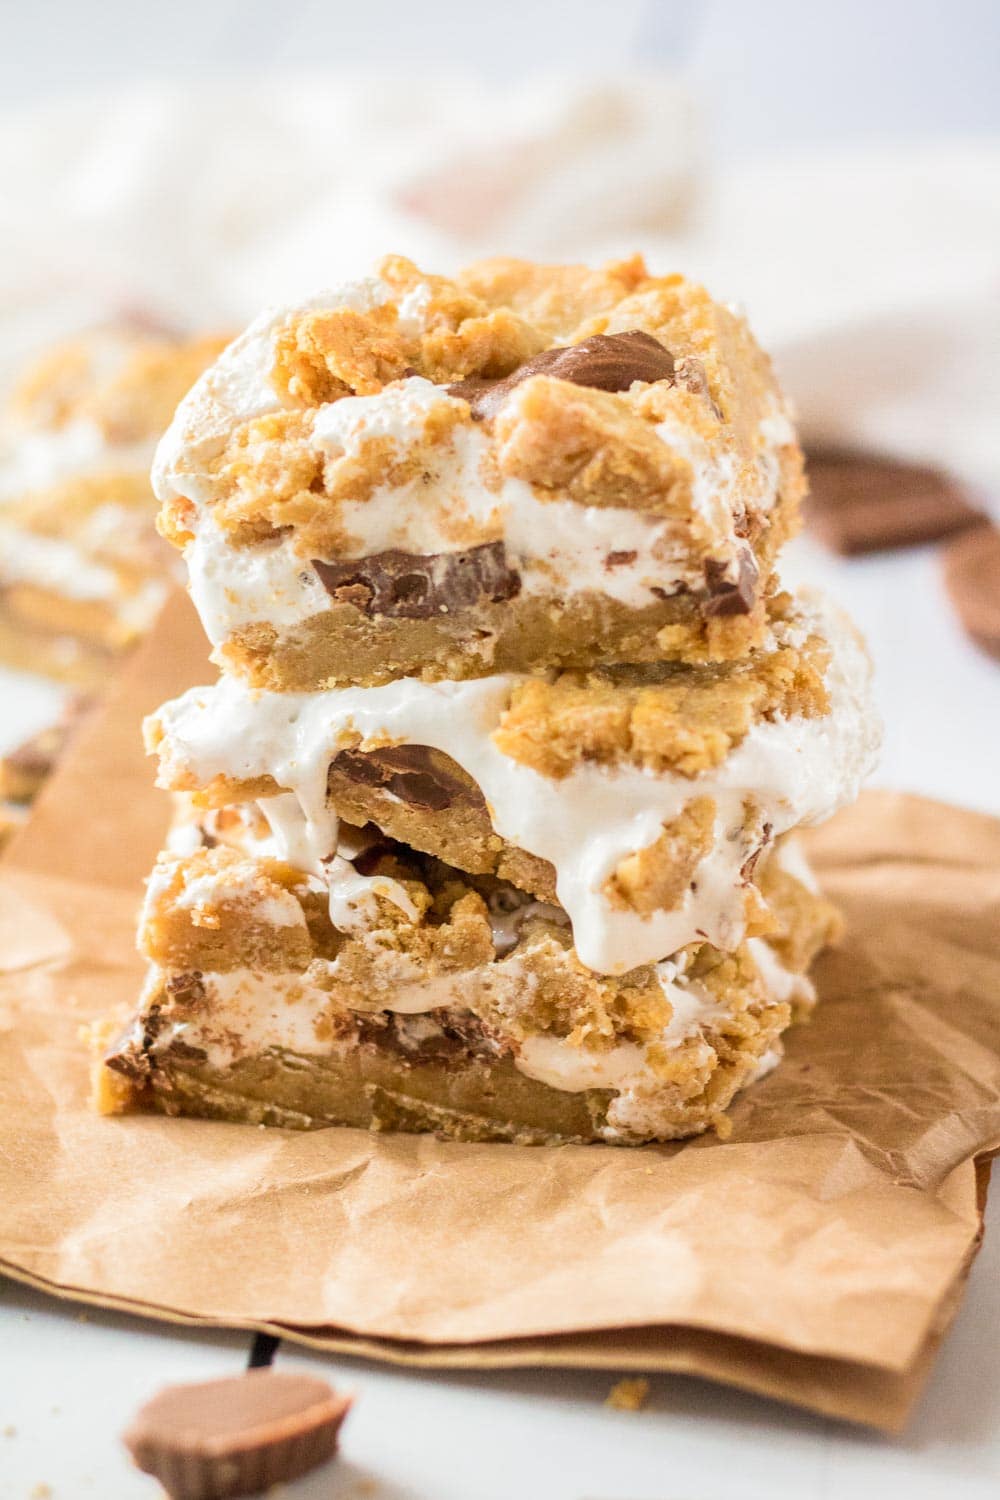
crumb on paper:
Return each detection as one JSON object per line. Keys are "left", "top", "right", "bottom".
{"left": 605, "top": 1377, "right": 650, "bottom": 1411}
{"left": 31, "top": 1484, "right": 53, "bottom": 1499}
{"left": 2, "top": 1423, "right": 16, "bottom": 1437}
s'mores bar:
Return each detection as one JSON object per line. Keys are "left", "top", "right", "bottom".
{"left": 0, "top": 323, "right": 226, "bottom": 683}
{"left": 144, "top": 590, "right": 874, "bottom": 976}
{"left": 95, "top": 256, "right": 880, "bottom": 1145}
{"left": 154, "top": 256, "right": 804, "bottom": 690}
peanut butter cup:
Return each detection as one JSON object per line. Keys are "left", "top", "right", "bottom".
{"left": 123, "top": 1369, "right": 351, "bottom": 1499}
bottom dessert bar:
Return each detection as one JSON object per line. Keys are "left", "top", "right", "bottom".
{"left": 95, "top": 809, "right": 840, "bottom": 1145}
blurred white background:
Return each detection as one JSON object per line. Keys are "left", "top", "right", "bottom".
{"left": 3, "top": 0, "right": 1000, "bottom": 154}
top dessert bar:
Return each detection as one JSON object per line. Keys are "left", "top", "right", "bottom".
{"left": 154, "top": 255, "right": 805, "bottom": 689}
{"left": 0, "top": 322, "right": 226, "bottom": 682}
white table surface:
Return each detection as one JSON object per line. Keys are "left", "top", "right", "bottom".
{"left": 2, "top": 536, "right": 999, "bottom": 1499}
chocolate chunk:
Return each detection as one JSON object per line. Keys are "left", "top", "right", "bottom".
{"left": 805, "top": 450, "right": 984, "bottom": 555}
{"left": 605, "top": 549, "right": 638, "bottom": 568}
{"left": 123, "top": 1369, "right": 351, "bottom": 1500}
{"left": 447, "top": 329, "right": 677, "bottom": 420}
{"left": 164, "top": 972, "right": 208, "bottom": 1007}
{"left": 942, "top": 523, "right": 1000, "bottom": 663}
{"left": 311, "top": 541, "right": 520, "bottom": 619}
{"left": 701, "top": 548, "right": 760, "bottom": 617}
{"left": 331, "top": 745, "right": 471, "bottom": 812}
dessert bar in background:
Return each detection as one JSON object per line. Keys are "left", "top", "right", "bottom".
{"left": 94, "top": 256, "right": 880, "bottom": 1144}
{"left": 0, "top": 321, "right": 225, "bottom": 685}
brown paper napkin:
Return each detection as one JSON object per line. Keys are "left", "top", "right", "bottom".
{"left": 2, "top": 593, "right": 999, "bottom": 1432}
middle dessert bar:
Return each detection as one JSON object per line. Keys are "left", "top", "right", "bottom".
{"left": 144, "top": 592, "right": 875, "bottom": 975}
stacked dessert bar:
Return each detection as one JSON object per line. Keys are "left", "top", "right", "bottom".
{"left": 97, "top": 256, "right": 880, "bottom": 1144}
{"left": 0, "top": 322, "right": 225, "bottom": 685}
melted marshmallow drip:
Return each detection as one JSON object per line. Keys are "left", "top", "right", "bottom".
{"left": 152, "top": 594, "right": 879, "bottom": 974}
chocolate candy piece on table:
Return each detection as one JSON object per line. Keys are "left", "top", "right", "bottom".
{"left": 805, "top": 449, "right": 984, "bottom": 555}
{"left": 942, "top": 523, "right": 1000, "bottom": 663}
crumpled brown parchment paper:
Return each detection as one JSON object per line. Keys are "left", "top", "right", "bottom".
{"left": 1, "top": 593, "right": 998, "bottom": 1432}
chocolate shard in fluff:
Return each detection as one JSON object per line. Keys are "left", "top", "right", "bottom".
{"left": 330, "top": 744, "right": 475, "bottom": 813}
{"left": 311, "top": 541, "right": 521, "bottom": 619}
{"left": 702, "top": 549, "right": 760, "bottom": 617}
{"left": 447, "top": 329, "right": 678, "bottom": 421}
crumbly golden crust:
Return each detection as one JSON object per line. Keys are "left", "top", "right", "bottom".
{"left": 493, "top": 616, "right": 830, "bottom": 779}
{"left": 166, "top": 253, "right": 801, "bottom": 537}
{"left": 141, "top": 843, "right": 496, "bottom": 1007}
{"left": 492, "top": 377, "right": 703, "bottom": 519}
{"left": 758, "top": 857, "right": 844, "bottom": 973}
{"left": 605, "top": 797, "right": 717, "bottom": 915}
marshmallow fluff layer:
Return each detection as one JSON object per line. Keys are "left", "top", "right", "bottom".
{"left": 149, "top": 593, "right": 879, "bottom": 975}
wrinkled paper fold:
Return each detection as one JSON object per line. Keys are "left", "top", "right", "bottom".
{"left": 1, "top": 593, "right": 998, "bottom": 1432}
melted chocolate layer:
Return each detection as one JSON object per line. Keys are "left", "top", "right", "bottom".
{"left": 311, "top": 541, "right": 520, "bottom": 619}
{"left": 330, "top": 745, "right": 473, "bottom": 812}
